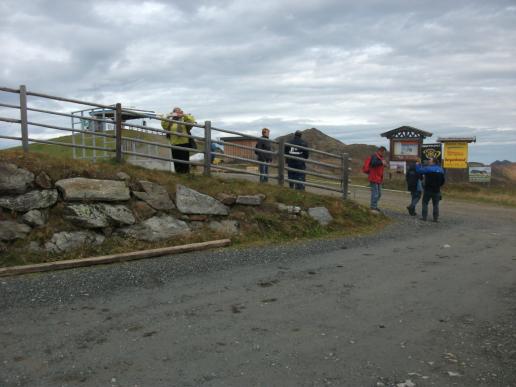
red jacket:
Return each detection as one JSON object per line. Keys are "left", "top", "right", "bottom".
{"left": 368, "top": 152, "right": 385, "bottom": 184}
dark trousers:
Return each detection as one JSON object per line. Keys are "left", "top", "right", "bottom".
{"left": 422, "top": 191, "right": 440, "bottom": 220}
{"left": 288, "top": 170, "right": 305, "bottom": 190}
{"left": 172, "top": 147, "right": 190, "bottom": 174}
{"left": 409, "top": 191, "right": 422, "bottom": 210}
{"left": 259, "top": 163, "right": 269, "bottom": 183}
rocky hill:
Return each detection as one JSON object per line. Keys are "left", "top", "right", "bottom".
{"left": 491, "top": 161, "right": 516, "bottom": 185}
{"left": 275, "top": 128, "right": 377, "bottom": 162}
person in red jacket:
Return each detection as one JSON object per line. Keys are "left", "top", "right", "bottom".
{"left": 367, "top": 146, "right": 387, "bottom": 212}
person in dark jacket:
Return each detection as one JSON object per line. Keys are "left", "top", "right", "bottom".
{"left": 416, "top": 158, "right": 445, "bottom": 222}
{"left": 405, "top": 162, "right": 423, "bottom": 216}
{"left": 367, "top": 146, "right": 387, "bottom": 212}
{"left": 284, "top": 130, "right": 309, "bottom": 190}
{"left": 254, "top": 128, "right": 272, "bottom": 183}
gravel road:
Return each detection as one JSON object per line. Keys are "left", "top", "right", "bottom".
{"left": 1, "top": 186, "right": 515, "bottom": 387}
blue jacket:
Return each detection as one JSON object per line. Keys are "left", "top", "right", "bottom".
{"left": 416, "top": 164, "right": 445, "bottom": 193}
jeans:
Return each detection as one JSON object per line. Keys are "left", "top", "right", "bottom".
{"left": 370, "top": 183, "right": 382, "bottom": 209}
{"left": 409, "top": 190, "right": 422, "bottom": 210}
{"left": 259, "top": 163, "right": 269, "bottom": 183}
{"left": 288, "top": 171, "right": 305, "bottom": 190}
{"left": 422, "top": 191, "right": 440, "bottom": 220}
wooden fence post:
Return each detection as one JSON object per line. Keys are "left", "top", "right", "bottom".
{"left": 203, "top": 120, "right": 211, "bottom": 176}
{"left": 277, "top": 138, "right": 285, "bottom": 186}
{"left": 115, "top": 103, "right": 122, "bottom": 162}
{"left": 19, "top": 85, "right": 29, "bottom": 152}
{"left": 341, "top": 153, "right": 350, "bottom": 200}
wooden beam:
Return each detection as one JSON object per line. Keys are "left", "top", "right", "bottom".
{"left": 0, "top": 239, "right": 232, "bottom": 277}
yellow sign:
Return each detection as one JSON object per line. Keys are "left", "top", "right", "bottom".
{"left": 443, "top": 142, "right": 468, "bottom": 169}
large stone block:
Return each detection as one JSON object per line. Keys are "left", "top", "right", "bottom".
{"left": 175, "top": 185, "right": 229, "bottom": 215}
{"left": 118, "top": 215, "right": 190, "bottom": 242}
{"left": 64, "top": 204, "right": 135, "bottom": 228}
{"left": 22, "top": 209, "right": 49, "bottom": 227}
{"left": 132, "top": 180, "right": 175, "bottom": 210}
{"left": 236, "top": 195, "right": 264, "bottom": 206}
{"left": 0, "top": 221, "right": 32, "bottom": 241}
{"left": 45, "top": 231, "right": 105, "bottom": 253}
{"left": 308, "top": 207, "right": 333, "bottom": 226}
{"left": 55, "top": 178, "right": 130, "bottom": 202}
{"left": 0, "top": 190, "right": 58, "bottom": 212}
{"left": 0, "top": 162, "right": 34, "bottom": 194}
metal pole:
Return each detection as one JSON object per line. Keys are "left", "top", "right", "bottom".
{"left": 115, "top": 103, "right": 122, "bottom": 162}
{"left": 277, "top": 138, "right": 285, "bottom": 186}
{"left": 341, "top": 153, "right": 350, "bottom": 200}
{"left": 203, "top": 121, "right": 211, "bottom": 176}
{"left": 19, "top": 85, "right": 29, "bottom": 152}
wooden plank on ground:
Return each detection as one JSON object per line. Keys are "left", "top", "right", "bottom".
{"left": 0, "top": 239, "right": 231, "bottom": 277}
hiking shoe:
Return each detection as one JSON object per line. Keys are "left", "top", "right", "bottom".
{"left": 432, "top": 218, "right": 439, "bottom": 223}
{"left": 419, "top": 217, "right": 427, "bottom": 221}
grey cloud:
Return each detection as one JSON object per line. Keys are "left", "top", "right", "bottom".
{"left": 1, "top": 0, "right": 515, "bottom": 163}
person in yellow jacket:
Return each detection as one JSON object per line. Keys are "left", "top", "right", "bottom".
{"left": 161, "top": 107, "right": 196, "bottom": 173}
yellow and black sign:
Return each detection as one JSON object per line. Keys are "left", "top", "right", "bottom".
{"left": 443, "top": 142, "right": 468, "bottom": 169}
{"left": 421, "top": 143, "right": 442, "bottom": 164}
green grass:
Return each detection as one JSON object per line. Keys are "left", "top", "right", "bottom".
{"left": 0, "top": 150, "right": 387, "bottom": 267}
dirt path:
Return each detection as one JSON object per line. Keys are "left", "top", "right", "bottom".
{"left": 0, "top": 186, "right": 515, "bottom": 386}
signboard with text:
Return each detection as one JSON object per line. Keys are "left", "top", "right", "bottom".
{"left": 392, "top": 140, "right": 419, "bottom": 161}
{"left": 443, "top": 142, "right": 468, "bottom": 169}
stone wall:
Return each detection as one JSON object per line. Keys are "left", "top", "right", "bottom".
{"left": 0, "top": 162, "right": 333, "bottom": 256}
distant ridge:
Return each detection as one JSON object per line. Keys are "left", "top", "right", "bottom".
{"left": 275, "top": 128, "right": 377, "bottom": 163}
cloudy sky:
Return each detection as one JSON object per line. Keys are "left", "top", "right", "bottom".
{"left": 1, "top": 0, "right": 515, "bottom": 162}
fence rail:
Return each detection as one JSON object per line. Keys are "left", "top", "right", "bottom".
{"left": 0, "top": 85, "right": 351, "bottom": 199}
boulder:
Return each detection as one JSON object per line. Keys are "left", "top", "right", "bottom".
{"left": 175, "top": 185, "right": 229, "bottom": 215}
{"left": 28, "top": 241, "right": 43, "bottom": 252}
{"left": 130, "top": 201, "right": 156, "bottom": 221}
{"left": 22, "top": 209, "right": 49, "bottom": 227}
{"left": 118, "top": 215, "right": 190, "bottom": 242}
{"left": 97, "top": 204, "right": 136, "bottom": 226}
{"left": 0, "top": 221, "right": 32, "bottom": 241}
{"left": 208, "top": 220, "right": 239, "bottom": 235}
{"left": 64, "top": 204, "right": 135, "bottom": 228}
{"left": 308, "top": 207, "right": 333, "bottom": 226}
{"left": 115, "top": 172, "right": 131, "bottom": 182}
{"left": 0, "top": 190, "right": 58, "bottom": 212}
{"left": 132, "top": 181, "right": 175, "bottom": 210}
{"left": 45, "top": 231, "right": 105, "bottom": 253}
{"left": 236, "top": 195, "right": 263, "bottom": 206}
{"left": 55, "top": 178, "right": 130, "bottom": 202}
{"left": 216, "top": 193, "right": 237, "bottom": 206}
{"left": 34, "top": 171, "right": 52, "bottom": 189}
{"left": 0, "top": 162, "right": 34, "bottom": 194}
{"left": 277, "top": 203, "right": 301, "bottom": 214}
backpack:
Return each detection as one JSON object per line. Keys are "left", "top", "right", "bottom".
{"left": 362, "top": 155, "right": 372, "bottom": 174}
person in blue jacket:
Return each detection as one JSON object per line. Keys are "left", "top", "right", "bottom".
{"left": 415, "top": 158, "right": 445, "bottom": 222}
